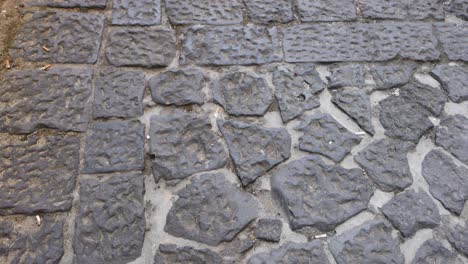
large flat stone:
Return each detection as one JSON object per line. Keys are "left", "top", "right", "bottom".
{"left": 296, "top": 0, "right": 357, "bottom": 22}
{"left": 25, "top": 0, "right": 107, "bottom": 8}
{"left": 412, "top": 239, "right": 463, "bottom": 264}
{"left": 154, "top": 244, "right": 223, "bottom": 264}
{"left": 398, "top": 81, "right": 447, "bottom": 117}
{"left": 248, "top": 241, "right": 329, "bottom": 264}
{"left": 431, "top": 65, "right": 468, "bottom": 103}
{"left": 165, "top": 0, "right": 242, "bottom": 25}
{"left": 435, "top": 115, "right": 468, "bottom": 165}
{"left": 370, "top": 63, "right": 417, "bottom": 90}
{"left": 112, "top": 0, "right": 161, "bottom": 25}
{"left": 434, "top": 23, "right": 468, "bottom": 62}
{"left": 359, "top": 0, "right": 444, "bottom": 20}
{"left": 244, "top": 0, "right": 293, "bottom": 23}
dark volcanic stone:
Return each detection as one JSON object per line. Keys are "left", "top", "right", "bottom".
{"left": 435, "top": 115, "right": 468, "bottom": 165}
{"left": 296, "top": 0, "right": 357, "bottom": 22}
{"left": 93, "top": 68, "right": 145, "bottom": 118}
{"left": 106, "top": 28, "right": 176, "bottom": 67}
{"left": 446, "top": 224, "right": 468, "bottom": 257}
{"left": 181, "top": 25, "right": 282, "bottom": 66}
{"left": 165, "top": 0, "right": 242, "bottom": 25}
{"left": 398, "top": 82, "right": 447, "bottom": 116}
{"left": 330, "top": 220, "right": 404, "bottom": 264}
{"left": 165, "top": 173, "right": 258, "bottom": 246}
{"left": 271, "top": 156, "right": 373, "bottom": 231}
{"left": 355, "top": 138, "right": 415, "bottom": 192}
{"left": 447, "top": 0, "right": 468, "bottom": 20}
{"left": 247, "top": 241, "right": 329, "bottom": 264}
{"left": 370, "top": 64, "right": 417, "bottom": 90}
{"left": 74, "top": 173, "right": 145, "bottom": 264}
{"left": 218, "top": 120, "right": 291, "bottom": 186}
{"left": 150, "top": 113, "right": 227, "bottom": 181}
{"left": 296, "top": 113, "right": 362, "bottom": 162}
{"left": 328, "top": 64, "right": 366, "bottom": 88}
{"left": 359, "top": 0, "right": 444, "bottom": 20}
{"left": 255, "top": 219, "right": 283, "bottom": 242}
{"left": 244, "top": 0, "right": 293, "bottom": 23}
{"left": 154, "top": 244, "right": 223, "bottom": 264}
{"left": 213, "top": 72, "right": 273, "bottom": 116}
{"left": 431, "top": 65, "right": 468, "bottom": 103}
{"left": 83, "top": 121, "right": 145, "bottom": 174}
{"left": 12, "top": 12, "right": 104, "bottom": 64}
{"left": 434, "top": 23, "right": 468, "bottom": 62}
{"left": 112, "top": 0, "right": 161, "bottom": 25}
{"left": 25, "top": 0, "right": 107, "bottom": 8}
{"left": 149, "top": 68, "right": 206, "bottom": 106}
{"left": 0, "top": 133, "right": 79, "bottom": 215}
{"left": 412, "top": 239, "right": 463, "bottom": 264}
{"left": 0, "top": 68, "right": 92, "bottom": 133}
{"left": 422, "top": 150, "right": 468, "bottom": 215}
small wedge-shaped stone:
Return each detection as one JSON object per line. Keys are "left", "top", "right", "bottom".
{"left": 296, "top": 0, "right": 357, "bottom": 22}
{"left": 412, "top": 239, "right": 463, "bottom": 264}
{"left": 248, "top": 241, "right": 329, "bottom": 264}
{"left": 431, "top": 65, "right": 468, "bottom": 103}
{"left": 398, "top": 81, "right": 447, "bottom": 116}
{"left": 434, "top": 23, "right": 468, "bottom": 62}
{"left": 436, "top": 115, "right": 468, "bottom": 165}
{"left": 327, "top": 64, "right": 366, "bottom": 88}
{"left": 154, "top": 244, "right": 223, "bottom": 264}
{"left": 370, "top": 63, "right": 417, "bottom": 90}
{"left": 446, "top": 0, "right": 468, "bottom": 20}
{"left": 244, "top": 0, "right": 293, "bottom": 23}
{"left": 218, "top": 120, "right": 291, "bottom": 185}
{"left": 165, "top": 173, "right": 258, "bottom": 246}
{"left": 296, "top": 113, "right": 362, "bottom": 162}
{"left": 255, "top": 219, "right": 283, "bottom": 242}
{"left": 446, "top": 224, "right": 468, "bottom": 257}
{"left": 25, "top": 0, "right": 107, "bottom": 8}
{"left": 112, "top": 0, "right": 161, "bottom": 25}
{"left": 272, "top": 156, "right": 373, "bottom": 231}
{"left": 165, "top": 0, "right": 242, "bottom": 25}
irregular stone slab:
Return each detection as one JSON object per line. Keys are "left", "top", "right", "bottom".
{"left": 154, "top": 244, "right": 223, "bottom": 264}
{"left": 0, "top": 68, "right": 92, "bottom": 133}
{"left": 327, "top": 64, "right": 366, "bottom": 88}
{"left": 355, "top": 138, "right": 415, "bottom": 192}
{"left": 218, "top": 120, "right": 291, "bottom": 185}
{"left": 359, "top": 0, "right": 444, "bottom": 20}
{"left": 83, "top": 121, "right": 145, "bottom": 174}
{"left": 112, "top": 0, "right": 161, "bottom": 25}
{"left": 296, "top": 113, "right": 362, "bottom": 162}
{"left": 422, "top": 150, "right": 468, "bottom": 215}
{"left": 25, "top": 0, "right": 107, "bottom": 8}
{"left": 436, "top": 115, "right": 468, "bottom": 164}
{"left": 165, "top": 173, "right": 258, "bottom": 246}
{"left": 272, "top": 64, "right": 325, "bottom": 122}
{"left": 272, "top": 156, "right": 373, "bottom": 231}
{"left": 0, "top": 133, "right": 79, "bottom": 215}
{"left": 106, "top": 28, "right": 176, "bottom": 67}
{"left": 149, "top": 68, "right": 206, "bottom": 106}
{"left": 93, "top": 68, "right": 145, "bottom": 118}
{"left": 446, "top": 0, "right": 468, "bottom": 20}
{"left": 181, "top": 25, "right": 282, "bottom": 66}
{"left": 165, "top": 0, "right": 242, "bottom": 25}
{"left": 398, "top": 82, "right": 447, "bottom": 117}
{"left": 12, "top": 12, "right": 104, "bottom": 64}
{"left": 255, "top": 219, "right": 282, "bottom": 242}
{"left": 244, "top": 0, "right": 293, "bottom": 23}
{"left": 283, "top": 23, "right": 439, "bottom": 62}
{"left": 446, "top": 224, "right": 468, "bottom": 257}
{"left": 74, "top": 173, "right": 145, "bottom": 264}
{"left": 412, "top": 239, "right": 463, "bottom": 264}
{"left": 150, "top": 113, "right": 227, "bottom": 181}
{"left": 296, "top": 0, "right": 357, "bottom": 22}
{"left": 247, "top": 241, "right": 329, "bottom": 264}
{"left": 331, "top": 88, "right": 375, "bottom": 135}
{"left": 434, "top": 23, "right": 468, "bottom": 62}
{"left": 370, "top": 63, "right": 417, "bottom": 90}
{"left": 330, "top": 220, "right": 405, "bottom": 264}
{"left": 213, "top": 72, "right": 273, "bottom": 116}
{"left": 431, "top": 65, "right": 468, "bottom": 103}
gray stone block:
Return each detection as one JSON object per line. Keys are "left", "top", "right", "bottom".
{"left": 112, "top": 0, "right": 161, "bottom": 25}
{"left": 327, "top": 64, "right": 366, "bottom": 88}
{"left": 431, "top": 65, "right": 468, "bottom": 103}
{"left": 165, "top": 0, "right": 242, "bottom": 25}
{"left": 154, "top": 244, "right": 223, "bottom": 264}
{"left": 398, "top": 81, "right": 447, "bottom": 117}
{"left": 255, "top": 219, "right": 282, "bottom": 242}
{"left": 359, "top": 0, "right": 444, "bottom": 20}
{"left": 296, "top": 0, "right": 357, "bottom": 22}
{"left": 434, "top": 23, "right": 468, "bottom": 62}
{"left": 25, "top": 0, "right": 107, "bottom": 8}
{"left": 244, "top": 0, "right": 293, "bottom": 23}
{"left": 247, "top": 241, "right": 329, "bottom": 264}
{"left": 435, "top": 115, "right": 468, "bottom": 165}
{"left": 370, "top": 63, "right": 417, "bottom": 90}
{"left": 412, "top": 239, "right": 463, "bottom": 264}
{"left": 446, "top": 0, "right": 468, "bottom": 20}
{"left": 446, "top": 224, "right": 468, "bottom": 257}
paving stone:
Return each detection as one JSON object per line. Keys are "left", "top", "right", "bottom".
{"left": 83, "top": 121, "right": 145, "bottom": 174}
{"left": 399, "top": 81, "right": 447, "bottom": 117}
{"left": 359, "top": 0, "right": 444, "bottom": 20}
{"left": 434, "top": 23, "right": 468, "bottom": 62}
{"left": 331, "top": 88, "right": 375, "bottom": 135}
{"left": 370, "top": 63, "right": 417, "bottom": 90}
{"left": 244, "top": 0, "right": 293, "bottom": 23}
{"left": 329, "top": 220, "right": 405, "bottom": 264}
{"left": 446, "top": 224, "right": 468, "bottom": 257}
{"left": 154, "top": 244, "right": 223, "bottom": 264}
{"left": 255, "top": 219, "right": 282, "bottom": 242}
{"left": 412, "top": 239, "right": 463, "bottom": 264}
{"left": 422, "top": 150, "right": 468, "bottom": 215}
{"left": 106, "top": 28, "right": 176, "bottom": 67}
{"left": 74, "top": 173, "right": 145, "bottom": 264}
{"left": 431, "top": 65, "right": 468, "bottom": 103}
{"left": 355, "top": 138, "right": 415, "bottom": 192}
{"left": 25, "top": 0, "right": 107, "bottom": 8}
{"left": 446, "top": 0, "right": 468, "bottom": 20}
{"left": 296, "top": 0, "right": 357, "bottom": 22}
{"left": 435, "top": 115, "right": 468, "bottom": 165}
{"left": 181, "top": 25, "right": 282, "bottom": 66}
{"left": 150, "top": 113, "right": 227, "bottom": 181}
{"left": 149, "top": 68, "right": 206, "bottom": 106}
{"left": 283, "top": 23, "right": 439, "bottom": 63}
{"left": 271, "top": 156, "right": 373, "bottom": 232}
{"left": 112, "top": 0, "right": 161, "bottom": 25}
{"left": 0, "top": 68, "right": 92, "bottom": 134}
{"left": 272, "top": 64, "right": 325, "bottom": 123}
{"left": 380, "top": 190, "right": 440, "bottom": 237}
{"left": 213, "top": 72, "right": 273, "bottom": 116}
{"left": 12, "top": 12, "right": 104, "bottom": 64}
{"left": 165, "top": 0, "right": 242, "bottom": 25}
{"left": 296, "top": 113, "right": 362, "bottom": 162}
{"left": 165, "top": 173, "right": 258, "bottom": 246}
{"left": 93, "top": 68, "right": 145, "bottom": 118}
{"left": 328, "top": 64, "right": 366, "bottom": 88}
{"left": 247, "top": 241, "right": 329, "bottom": 264}
{"left": 218, "top": 120, "right": 291, "bottom": 186}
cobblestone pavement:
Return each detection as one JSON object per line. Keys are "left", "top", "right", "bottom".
{"left": 1, "top": 0, "right": 468, "bottom": 263}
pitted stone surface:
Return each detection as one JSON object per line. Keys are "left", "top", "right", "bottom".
{"left": 213, "top": 72, "right": 273, "bottom": 116}
{"left": 447, "top": 0, "right": 468, "bottom": 20}
{"left": 398, "top": 82, "right": 447, "bottom": 117}
{"left": 165, "top": 0, "right": 242, "bottom": 25}
{"left": 434, "top": 23, "right": 468, "bottom": 62}
{"left": 431, "top": 65, "right": 468, "bottom": 103}
{"left": 359, "top": 0, "right": 444, "bottom": 20}
{"left": 165, "top": 173, "right": 258, "bottom": 246}
{"left": 111, "top": 0, "right": 161, "bottom": 25}
{"left": 26, "top": 0, "right": 107, "bottom": 8}
{"left": 106, "top": 28, "right": 176, "bottom": 67}
{"left": 296, "top": 113, "right": 362, "bottom": 162}
{"left": 244, "top": 0, "right": 293, "bottom": 23}
{"left": 435, "top": 115, "right": 468, "bottom": 165}
{"left": 370, "top": 63, "right": 416, "bottom": 90}
{"left": 83, "top": 121, "right": 145, "bottom": 174}
{"left": 255, "top": 219, "right": 282, "bottom": 242}
{"left": 218, "top": 120, "right": 291, "bottom": 186}
{"left": 0, "top": 68, "right": 92, "bottom": 134}
{"left": 296, "top": 0, "right": 357, "bottom": 22}
{"left": 328, "top": 64, "right": 366, "bottom": 88}
{"left": 247, "top": 241, "right": 329, "bottom": 264}
{"left": 154, "top": 244, "right": 223, "bottom": 264}
{"left": 412, "top": 239, "right": 463, "bottom": 264}
{"left": 73, "top": 173, "right": 145, "bottom": 264}
{"left": 446, "top": 224, "right": 468, "bottom": 257}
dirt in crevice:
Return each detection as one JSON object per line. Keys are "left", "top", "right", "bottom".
{"left": 0, "top": 0, "right": 22, "bottom": 74}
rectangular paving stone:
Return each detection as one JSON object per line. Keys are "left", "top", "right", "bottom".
{"left": 296, "top": 0, "right": 357, "bottom": 22}
{"left": 181, "top": 25, "right": 282, "bottom": 66}
{"left": 434, "top": 23, "right": 468, "bottom": 62}
{"left": 25, "top": 0, "right": 107, "bottom": 8}
{"left": 0, "top": 67, "right": 93, "bottom": 134}
{"left": 11, "top": 12, "right": 104, "bottom": 64}
{"left": 243, "top": 0, "right": 293, "bottom": 23}
{"left": 359, "top": 0, "right": 444, "bottom": 20}
{"left": 112, "top": 0, "right": 161, "bottom": 25}
{"left": 165, "top": 0, "right": 243, "bottom": 25}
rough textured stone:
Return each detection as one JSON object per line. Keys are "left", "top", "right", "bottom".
{"left": 283, "top": 23, "right": 439, "bottom": 62}
{"left": 112, "top": 0, "right": 160, "bottom": 25}
{"left": 296, "top": 113, "right": 362, "bottom": 162}
{"left": 355, "top": 139, "right": 415, "bottom": 192}
{"left": 412, "top": 239, "right": 463, "bottom": 264}
{"left": 106, "top": 28, "right": 176, "bottom": 67}
{"left": 93, "top": 68, "right": 145, "bottom": 118}
{"left": 422, "top": 150, "right": 468, "bottom": 215}
{"left": 244, "top": 0, "right": 293, "bottom": 23}
{"left": 272, "top": 156, "right": 373, "bottom": 231}
{"left": 165, "top": 0, "right": 242, "bottom": 25}
{"left": 330, "top": 220, "right": 405, "bottom": 264}
{"left": 247, "top": 241, "right": 329, "bottom": 264}
{"left": 181, "top": 25, "right": 282, "bottom": 66}
{"left": 296, "top": 0, "right": 357, "bottom": 22}
{"left": 218, "top": 120, "right": 291, "bottom": 186}
{"left": 154, "top": 244, "right": 223, "bottom": 264}
{"left": 370, "top": 64, "right": 417, "bottom": 90}
{"left": 74, "top": 173, "right": 145, "bottom": 264}
{"left": 446, "top": 0, "right": 468, "bottom": 20}
{"left": 26, "top": 0, "right": 107, "bottom": 8}
{"left": 435, "top": 115, "right": 468, "bottom": 165}
{"left": 150, "top": 113, "right": 227, "bottom": 181}
{"left": 83, "top": 121, "right": 145, "bottom": 174}
{"left": 165, "top": 173, "right": 258, "bottom": 246}
{"left": 213, "top": 72, "right": 273, "bottom": 116}
{"left": 434, "top": 23, "right": 468, "bottom": 62}
{"left": 328, "top": 64, "right": 366, "bottom": 88}
{"left": 431, "top": 65, "right": 468, "bottom": 103}
{"left": 359, "top": 0, "right": 444, "bottom": 20}
{"left": 398, "top": 82, "right": 447, "bottom": 117}
{"left": 0, "top": 68, "right": 92, "bottom": 133}
{"left": 12, "top": 12, "right": 104, "bottom": 64}
{"left": 446, "top": 224, "right": 468, "bottom": 257}
{"left": 255, "top": 219, "right": 282, "bottom": 242}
